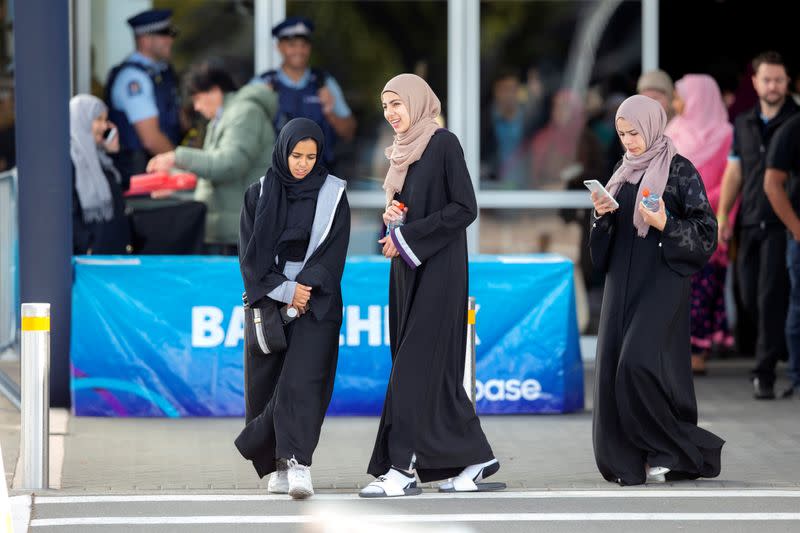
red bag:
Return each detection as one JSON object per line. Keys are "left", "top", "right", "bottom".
{"left": 125, "top": 172, "right": 197, "bottom": 197}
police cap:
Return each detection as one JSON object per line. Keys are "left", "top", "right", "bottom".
{"left": 272, "top": 16, "right": 314, "bottom": 41}
{"left": 127, "top": 9, "right": 178, "bottom": 38}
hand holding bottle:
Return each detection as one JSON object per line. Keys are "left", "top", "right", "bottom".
{"left": 382, "top": 201, "right": 407, "bottom": 228}
{"left": 638, "top": 188, "right": 667, "bottom": 231}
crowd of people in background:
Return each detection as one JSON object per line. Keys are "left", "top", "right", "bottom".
{"left": 478, "top": 47, "right": 800, "bottom": 400}
{"left": 54, "top": 7, "right": 800, "bottom": 401}
{"left": 67, "top": 10, "right": 355, "bottom": 257}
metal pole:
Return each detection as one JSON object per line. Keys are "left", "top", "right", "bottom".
{"left": 642, "top": 0, "right": 659, "bottom": 71}
{"left": 15, "top": 0, "right": 73, "bottom": 408}
{"left": 448, "top": 0, "right": 480, "bottom": 254}
{"left": 254, "top": 0, "right": 286, "bottom": 75}
{"left": 20, "top": 303, "right": 50, "bottom": 490}
{"left": 465, "top": 296, "right": 477, "bottom": 405}
{"left": 73, "top": 0, "right": 93, "bottom": 95}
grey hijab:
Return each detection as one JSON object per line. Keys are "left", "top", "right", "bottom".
{"left": 69, "top": 95, "right": 121, "bottom": 223}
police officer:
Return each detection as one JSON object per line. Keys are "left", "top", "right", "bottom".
{"left": 254, "top": 16, "right": 356, "bottom": 172}
{"left": 105, "top": 9, "right": 182, "bottom": 183}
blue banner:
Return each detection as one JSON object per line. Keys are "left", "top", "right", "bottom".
{"left": 70, "top": 255, "right": 583, "bottom": 417}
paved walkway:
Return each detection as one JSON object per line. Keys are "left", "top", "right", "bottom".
{"left": 3, "top": 358, "right": 800, "bottom": 532}
{"left": 3, "top": 359, "right": 798, "bottom": 493}
{"left": 16, "top": 490, "right": 800, "bottom": 533}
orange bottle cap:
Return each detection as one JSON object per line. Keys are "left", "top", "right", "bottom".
{"left": 396, "top": 202, "right": 406, "bottom": 209}
{"left": 642, "top": 188, "right": 650, "bottom": 197}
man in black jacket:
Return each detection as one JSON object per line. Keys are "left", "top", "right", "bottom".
{"left": 764, "top": 112, "right": 800, "bottom": 398}
{"left": 717, "top": 51, "right": 798, "bottom": 399}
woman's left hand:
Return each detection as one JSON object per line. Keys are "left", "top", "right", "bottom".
{"left": 147, "top": 151, "right": 176, "bottom": 173}
{"left": 638, "top": 197, "right": 667, "bottom": 231}
{"left": 378, "top": 235, "right": 400, "bottom": 259}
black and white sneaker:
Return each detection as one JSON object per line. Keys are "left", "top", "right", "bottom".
{"left": 359, "top": 467, "right": 422, "bottom": 498}
{"left": 439, "top": 459, "right": 506, "bottom": 492}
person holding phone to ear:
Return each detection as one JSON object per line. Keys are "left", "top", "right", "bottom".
{"left": 589, "top": 95, "right": 724, "bottom": 486}
{"left": 103, "top": 126, "right": 118, "bottom": 146}
{"left": 70, "top": 94, "right": 131, "bottom": 255}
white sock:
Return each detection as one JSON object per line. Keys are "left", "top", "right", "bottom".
{"left": 361, "top": 467, "right": 415, "bottom": 494}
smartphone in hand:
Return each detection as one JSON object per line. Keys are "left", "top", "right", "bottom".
{"left": 103, "top": 127, "right": 117, "bottom": 147}
{"left": 583, "top": 179, "right": 619, "bottom": 210}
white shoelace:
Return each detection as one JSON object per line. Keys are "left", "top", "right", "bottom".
{"left": 287, "top": 457, "right": 311, "bottom": 482}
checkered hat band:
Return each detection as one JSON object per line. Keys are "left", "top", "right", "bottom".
{"left": 277, "top": 22, "right": 310, "bottom": 38}
{"left": 133, "top": 18, "right": 172, "bottom": 35}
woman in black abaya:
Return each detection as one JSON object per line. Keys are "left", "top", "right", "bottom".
{"left": 361, "top": 74, "right": 504, "bottom": 498}
{"left": 235, "top": 118, "right": 350, "bottom": 499}
{"left": 590, "top": 95, "right": 724, "bottom": 486}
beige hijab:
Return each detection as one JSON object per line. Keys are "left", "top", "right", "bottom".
{"left": 382, "top": 74, "right": 441, "bottom": 205}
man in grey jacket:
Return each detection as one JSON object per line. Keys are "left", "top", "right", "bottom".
{"left": 148, "top": 62, "right": 278, "bottom": 254}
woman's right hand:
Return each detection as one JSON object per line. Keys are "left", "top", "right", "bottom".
{"left": 292, "top": 284, "right": 312, "bottom": 314}
{"left": 382, "top": 200, "right": 406, "bottom": 227}
{"left": 591, "top": 191, "right": 617, "bottom": 217}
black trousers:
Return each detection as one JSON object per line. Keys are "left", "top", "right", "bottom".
{"left": 235, "top": 315, "right": 340, "bottom": 478}
{"left": 737, "top": 224, "right": 789, "bottom": 386}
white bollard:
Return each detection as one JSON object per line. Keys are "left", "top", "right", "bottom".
{"left": 464, "top": 297, "right": 477, "bottom": 405}
{"left": 20, "top": 303, "right": 49, "bottom": 490}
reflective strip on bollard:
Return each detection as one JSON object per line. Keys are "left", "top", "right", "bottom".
{"left": 21, "top": 316, "right": 50, "bottom": 331}
{"left": 20, "top": 303, "right": 50, "bottom": 490}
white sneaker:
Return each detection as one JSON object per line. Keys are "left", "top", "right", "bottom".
{"left": 646, "top": 466, "right": 670, "bottom": 483}
{"left": 267, "top": 469, "right": 289, "bottom": 494}
{"left": 287, "top": 457, "right": 314, "bottom": 499}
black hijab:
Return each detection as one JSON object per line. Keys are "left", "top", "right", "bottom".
{"left": 239, "top": 118, "right": 328, "bottom": 304}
